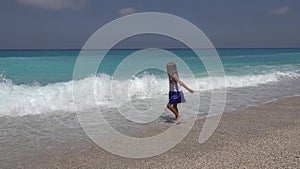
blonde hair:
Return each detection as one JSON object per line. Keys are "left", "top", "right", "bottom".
{"left": 166, "top": 62, "right": 179, "bottom": 82}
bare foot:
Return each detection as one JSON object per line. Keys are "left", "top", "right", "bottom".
{"left": 175, "top": 116, "right": 182, "bottom": 124}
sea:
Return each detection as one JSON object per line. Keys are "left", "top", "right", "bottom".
{"left": 1, "top": 48, "right": 300, "bottom": 116}
{"left": 1, "top": 48, "right": 300, "bottom": 166}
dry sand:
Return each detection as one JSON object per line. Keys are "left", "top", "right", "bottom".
{"left": 12, "top": 96, "right": 300, "bottom": 168}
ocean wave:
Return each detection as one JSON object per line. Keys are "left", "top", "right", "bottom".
{"left": 0, "top": 71, "right": 299, "bottom": 117}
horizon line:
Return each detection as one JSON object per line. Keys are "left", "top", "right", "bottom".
{"left": 1, "top": 47, "right": 300, "bottom": 50}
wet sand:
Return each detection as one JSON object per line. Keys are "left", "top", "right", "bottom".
{"left": 5, "top": 96, "right": 300, "bottom": 168}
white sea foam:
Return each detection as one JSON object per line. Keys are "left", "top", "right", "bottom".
{"left": 0, "top": 71, "right": 299, "bottom": 117}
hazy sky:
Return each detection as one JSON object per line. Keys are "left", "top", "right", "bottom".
{"left": 1, "top": 0, "right": 299, "bottom": 49}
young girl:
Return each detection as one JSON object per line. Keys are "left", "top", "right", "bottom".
{"left": 166, "top": 62, "right": 194, "bottom": 123}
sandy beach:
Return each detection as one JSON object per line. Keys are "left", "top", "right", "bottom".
{"left": 5, "top": 96, "right": 297, "bottom": 169}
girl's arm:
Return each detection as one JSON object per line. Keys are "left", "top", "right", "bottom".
{"left": 172, "top": 75, "right": 194, "bottom": 94}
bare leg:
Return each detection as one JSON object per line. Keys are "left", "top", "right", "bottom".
{"left": 174, "top": 104, "right": 182, "bottom": 123}
{"left": 174, "top": 104, "right": 178, "bottom": 113}
{"left": 167, "top": 103, "right": 182, "bottom": 123}
{"left": 167, "top": 103, "right": 178, "bottom": 118}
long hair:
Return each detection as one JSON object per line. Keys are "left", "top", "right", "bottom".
{"left": 166, "top": 62, "right": 179, "bottom": 83}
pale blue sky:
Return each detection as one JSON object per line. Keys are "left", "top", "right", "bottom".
{"left": 0, "top": 0, "right": 299, "bottom": 49}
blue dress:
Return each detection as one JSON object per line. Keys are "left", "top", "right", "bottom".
{"left": 168, "top": 82, "right": 186, "bottom": 104}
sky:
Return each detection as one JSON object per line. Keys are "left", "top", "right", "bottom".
{"left": 0, "top": 0, "right": 299, "bottom": 49}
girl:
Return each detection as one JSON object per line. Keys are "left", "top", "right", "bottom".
{"left": 166, "top": 62, "right": 194, "bottom": 123}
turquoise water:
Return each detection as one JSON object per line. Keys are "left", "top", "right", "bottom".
{"left": 1, "top": 48, "right": 300, "bottom": 116}
{"left": 1, "top": 49, "right": 300, "bottom": 85}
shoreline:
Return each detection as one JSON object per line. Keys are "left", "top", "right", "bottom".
{"left": 23, "top": 96, "right": 300, "bottom": 168}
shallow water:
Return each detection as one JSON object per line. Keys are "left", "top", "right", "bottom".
{"left": 1, "top": 77, "right": 300, "bottom": 168}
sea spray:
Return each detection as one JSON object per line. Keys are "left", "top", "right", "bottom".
{"left": 0, "top": 71, "right": 299, "bottom": 116}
